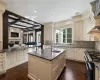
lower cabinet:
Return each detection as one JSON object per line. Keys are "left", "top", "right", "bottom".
{"left": 28, "top": 50, "right": 66, "bottom": 80}
{"left": 66, "top": 48, "right": 75, "bottom": 60}
{"left": 0, "top": 52, "right": 6, "bottom": 75}
{"left": 66, "top": 48, "right": 85, "bottom": 62}
{"left": 95, "top": 67, "right": 100, "bottom": 80}
{"left": 51, "top": 53, "right": 66, "bottom": 80}
{"left": 74, "top": 48, "right": 85, "bottom": 61}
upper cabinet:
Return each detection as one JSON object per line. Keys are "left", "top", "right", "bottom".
{"left": 74, "top": 20, "right": 83, "bottom": 41}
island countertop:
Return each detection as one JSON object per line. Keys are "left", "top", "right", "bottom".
{"left": 28, "top": 48, "right": 66, "bottom": 61}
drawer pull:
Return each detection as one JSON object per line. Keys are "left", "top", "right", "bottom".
{"left": 53, "top": 65, "right": 58, "bottom": 72}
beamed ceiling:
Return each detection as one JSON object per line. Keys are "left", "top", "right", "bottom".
{"left": 5, "top": 10, "right": 43, "bottom": 32}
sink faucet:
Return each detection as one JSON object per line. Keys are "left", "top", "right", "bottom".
{"left": 51, "top": 45, "right": 52, "bottom": 52}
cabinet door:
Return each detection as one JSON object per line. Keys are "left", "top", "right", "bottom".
{"left": 75, "top": 48, "right": 85, "bottom": 62}
{"left": 66, "top": 48, "right": 75, "bottom": 60}
{"left": 95, "top": 67, "right": 100, "bottom": 80}
{"left": 0, "top": 53, "right": 6, "bottom": 74}
{"left": 74, "top": 21, "right": 83, "bottom": 41}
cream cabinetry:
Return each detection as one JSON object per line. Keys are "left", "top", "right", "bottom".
{"left": 66, "top": 48, "right": 75, "bottom": 60}
{"left": 0, "top": 52, "right": 6, "bottom": 75}
{"left": 74, "top": 20, "right": 83, "bottom": 41}
{"left": 95, "top": 67, "right": 100, "bottom": 80}
{"left": 66, "top": 48, "right": 85, "bottom": 62}
{"left": 6, "top": 48, "right": 28, "bottom": 69}
{"left": 28, "top": 50, "right": 66, "bottom": 80}
{"left": 74, "top": 48, "right": 85, "bottom": 61}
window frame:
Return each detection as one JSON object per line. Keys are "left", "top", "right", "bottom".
{"left": 55, "top": 27, "right": 73, "bottom": 44}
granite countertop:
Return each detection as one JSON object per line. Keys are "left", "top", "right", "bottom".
{"left": 28, "top": 48, "right": 65, "bottom": 61}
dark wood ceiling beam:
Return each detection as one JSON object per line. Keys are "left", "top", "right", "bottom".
{"left": 5, "top": 10, "right": 42, "bottom": 25}
{"left": 10, "top": 26, "right": 23, "bottom": 29}
{"left": 20, "top": 20, "right": 33, "bottom": 25}
{"left": 14, "top": 24, "right": 28, "bottom": 28}
{"left": 8, "top": 18, "right": 22, "bottom": 26}
{"left": 8, "top": 16, "right": 18, "bottom": 20}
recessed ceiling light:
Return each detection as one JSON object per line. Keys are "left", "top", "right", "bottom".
{"left": 34, "top": 11, "right": 37, "bottom": 13}
{"left": 52, "top": 9, "right": 54, "bottom": 11}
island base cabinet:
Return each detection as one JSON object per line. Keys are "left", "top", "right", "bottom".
{"left": 28, "top": 51, "right": 66, "bottom": 80}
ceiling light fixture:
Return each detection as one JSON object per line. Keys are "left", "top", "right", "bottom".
{"left": 52, "top": 9, "right": 54, "bottom": 11}
{"left": 34, "top": 11, "right": 37, "bottom": 13}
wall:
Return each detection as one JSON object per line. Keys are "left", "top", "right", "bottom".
{"left": 8, "top": 27, "right": 23, "bottom": 44}
{"left": 36, "top": 31, "right": 41, "bottom": 43}
{"left": 43, "top": 4, "right": 96, "bottom": 44}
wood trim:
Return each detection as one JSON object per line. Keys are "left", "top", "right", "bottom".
{"left": 6, "top": 10, "right": 42, "bottom": 25}
{"left": 41, "top": 25, "right": 44, "bottom": 49}
{"left": 3, "top": 11, "right": 8, "bottom": 49}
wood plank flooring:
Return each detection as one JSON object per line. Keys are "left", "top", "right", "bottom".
{"left": 0, "top": 60, "right": 87, "bottom": 80}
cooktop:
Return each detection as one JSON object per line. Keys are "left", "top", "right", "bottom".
{"left": 85, "top": 50, "right": 100, "bottom": 62}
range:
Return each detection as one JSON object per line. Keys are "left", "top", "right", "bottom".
{"left": 84, "top": 50, "right": 100, "bottom": 80}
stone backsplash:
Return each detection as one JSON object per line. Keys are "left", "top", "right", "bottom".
{"left": 95, "top": 41, "right": 100, "bottom": 50}
{"left": 70, "top": 41, "right": 95, "bottom": 48}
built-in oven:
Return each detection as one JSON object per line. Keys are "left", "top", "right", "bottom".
{"left": 85, "top": 62, "right": 95, "bottom": 80}
{"left": 84, "top": 52, "right": 95, "bottom": 80}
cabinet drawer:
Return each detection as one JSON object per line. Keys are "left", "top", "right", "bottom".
{"left": 51, "top": 53, "right": 65, "bottom": 70}
{"left": 0, "top": 54, "right": 4, "bottom": 57}
{"left": 52, "top": 71, "right": 59, "bottom": 80}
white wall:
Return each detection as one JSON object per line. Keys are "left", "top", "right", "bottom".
{"left": 8, "top": 27, "right": 23, "bottom": 44}
{"left": 36, "top": 31, "right": 41, "bottom": 43}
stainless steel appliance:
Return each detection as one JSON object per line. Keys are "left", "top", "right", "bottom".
{"left": 84, "top": 50, "right": 100, "bottom": 80}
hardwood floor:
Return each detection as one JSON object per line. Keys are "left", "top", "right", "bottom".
{"left": 0, "top": 60, "right": 87, "bottom": 80}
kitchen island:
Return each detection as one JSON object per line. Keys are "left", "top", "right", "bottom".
{"left": 28, "top": 48, "right": 66, "bottom": 80}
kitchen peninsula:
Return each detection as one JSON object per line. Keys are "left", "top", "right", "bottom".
{"left": 28, "top": 48, "right": 66, "bottom": 80}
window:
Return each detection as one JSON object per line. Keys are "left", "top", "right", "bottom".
{"left": 55, "top": 28, "right": 72, "bottom": 44}
{"left": 56, "top": 33, "right": 59, "bottom": 43}
{"left": 67, "top": 28, "right": 72, "bottom": 43}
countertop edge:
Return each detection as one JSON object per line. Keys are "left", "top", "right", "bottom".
{"left": 28, "top": 49, "right": 66, "bottom": 61}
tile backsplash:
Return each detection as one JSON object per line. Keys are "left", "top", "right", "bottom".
{"left": 95, "top": 41, "right": 100, "bottom": 50}
{"left": 73, "top": 41, "right": 95, "bottom": 48}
